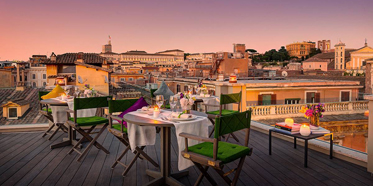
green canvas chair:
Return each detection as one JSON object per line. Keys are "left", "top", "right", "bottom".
{"left": 180, "top": 110, "right": 252, "bottom": 186}
{"left": 204, "top": 91, "right": 242, "bottom": 142}
{"left": 107, "top": 98, "right": 159, "bottom": 176}
{"left": 39, "top": 91, "right": 67, "bottom": 140}
{"left": 66, "top": 96, "right": 111, "bottom": 162}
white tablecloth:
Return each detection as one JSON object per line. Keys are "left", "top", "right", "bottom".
{"left": 193, "top": 95, "right": 220, "bottom": 112}
{"left": 50, "top": 98, "right": 97, "bottom": 123}
{"left": 127, "top": 110, "right": 213, "bottom": 171}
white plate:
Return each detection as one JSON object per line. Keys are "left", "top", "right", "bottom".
{"left": 168, "top": 115, "right": 197, "bottom": 121}
{"left": 137, "top": 109, "right": 163, "bottom": 114}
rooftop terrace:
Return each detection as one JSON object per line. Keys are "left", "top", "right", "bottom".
{"left": 0, "top": 125, "right": 372, "bottom": 186}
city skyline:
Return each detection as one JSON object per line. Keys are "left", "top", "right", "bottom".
{"left": 1, "top": 0, "right": 373, "bottom": 61}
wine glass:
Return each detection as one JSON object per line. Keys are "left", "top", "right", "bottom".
{"left": 74, "top": 87, "right": 80, "bottom": 98}
{"left": 188, "top": 85, "right": 193, "bottom": 95}
{"left": 156, "top": 95, "right": 164, "bottom": 109}
{"left": 64, "top": 87, "right": 70, "bottom": 96}
{"left": 169, "top": 95, "right": 178, "bottom": 113}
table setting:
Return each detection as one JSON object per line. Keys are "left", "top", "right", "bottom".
{"left": 125, "top": 94, "right": 213, "bottom": 171}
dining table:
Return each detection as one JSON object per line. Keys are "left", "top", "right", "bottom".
{"left": 122, "top": 110, "right": 211, "bottom": 186}
{"left": 190, "top": 94, "right": 219, "bottom": 111}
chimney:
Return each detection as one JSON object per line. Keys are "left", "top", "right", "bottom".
{"left": 50, "top": 52, "right": 56, "bottom": 62}
{"left": 77, "top": 52, "right": 84, "bottom": 63}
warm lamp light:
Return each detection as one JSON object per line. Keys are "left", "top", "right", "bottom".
{"left": 285, "top": 118, "right": 294, "bottom": 127}
{"left": 300, "top": 124, "right": 311, "bottom": 136}
{"left": 364, "top": 110, "right": 369, "bottom": 117}
{"left": 229, "top": 75, "right": 237, "bottom": 83}
{"left": 153, "top": 106, "right": 160, "bottom": 118}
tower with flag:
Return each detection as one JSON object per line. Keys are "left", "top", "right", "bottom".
{"left": 102, "top": 35, "right": 112, "bottom": 53}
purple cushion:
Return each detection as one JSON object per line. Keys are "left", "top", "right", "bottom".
{"left": 115, "top": 97, "right": 149, "bottom": 128}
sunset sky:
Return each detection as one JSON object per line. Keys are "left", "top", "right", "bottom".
{"left": 1, "top": 0, "right": 372, "bottom": 61}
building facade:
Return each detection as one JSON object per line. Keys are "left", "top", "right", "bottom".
{"left": 346, "top": 42, "right": 373, "bottom": 71}
{"left": 318, "top": 40, "right": 331, "bottom": 53}
{"left": 286, "top": 41, "right": 316, "bottom": 60}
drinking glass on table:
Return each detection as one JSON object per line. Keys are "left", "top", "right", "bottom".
{"left": 64, "top": 87, "right": 70, "bottom": 96}
{"left": 169, "top": 95, "right": 178, "bottom": 113}
{"left": 74, "top": 87, "right": 81, "bottom": 98}
{"left": 156, "top": 95, "right": 164, "bottom": 109}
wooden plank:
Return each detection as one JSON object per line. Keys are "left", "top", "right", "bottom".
{"left": 55, "top": 129, "right": 109, "bottom": 186}
{"left": 0, "top": 132, "right": 31, "bottom": 152}
{"left": 82, "top": 132, "right": 114, "bottom": 186}
{"left": 249, "top": 130, "right": 372, "bottom": 186}
{"left": 23, "top": 144, "right": 72, "bottom": 186}
{"left": 5, "top": 140, "right": 66, "bottom": 186}
{"left": 0, "top": 132, "right": 64, "bottom": 185}
{"left": 95, "top": 130, "right": 121, "bottom": 186}
{"left": 0, "top": 132, "right": 42, "bottom": 167}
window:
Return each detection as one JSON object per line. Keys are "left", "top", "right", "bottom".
{"left": 184, "top": 86, "right": 188, "bottom": 92}
{"left": 258, "top": 94, "right": 276, "bottom": 105}
{"left": 43, "top": 74, "right": 46, "bottom": 79}
{"left": 8, "top": 108, "right": 18, "bottom": 119}
{"left": 128, "top": 77, "right": 134, "bottom": 81}
{"left": 320, "top": 65, "right": 322, "bottom": 68}
{"left": 340, "top": 91, "right": 351, "bottom": 102}
{"left": 306, "top": 92, "right": 320, "bottom": 103}
{"left": 43, "top": 82, "right": 46, "bottom": 87}
{"left": 32, "top": 82, "right": 36, "bottom": 87}
{"left": 120, "top": 78, "right": 125, "bottom": 82}
{"left": 177, "top": 85, "right": 181, "bottom": 93}
{"left": 32, "top": 74, "right": 36, "bottom": 79}
{"left": 285, "top": 98, "right": 300, "bottom": 104}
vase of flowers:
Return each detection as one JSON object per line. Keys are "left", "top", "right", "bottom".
{"left": 178, "top": 92, "right": 196, "bottom": 114}
{"left": 84, "top": 84, "right": 96, "bottom": 97}
{"left": 300, "top": 103, "right": 325, "bottom": 129}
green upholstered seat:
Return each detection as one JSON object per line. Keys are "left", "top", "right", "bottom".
{"left": 206, "top": 110, "right": 238, "bottom": 116}
{"left": 188, "top": 141, "right": 252, "bottom": 164}
{"left": 112, "top": 124, "right": 128, "bottom": 133}
{"left": 42, "top": 108, "right": 52, "bottom": 113}
{"left": 69, "top": 116, "right": 109, "bottom": 126}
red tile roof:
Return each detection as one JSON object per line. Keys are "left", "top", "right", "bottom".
{"left": 41, "top": 53, "right": 105, "bottom": 64}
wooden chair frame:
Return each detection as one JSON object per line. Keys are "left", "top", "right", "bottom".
{"left": 180, "top": 110, "right": 252, "bottom": 186}
{"left": 66, "top": 97, "right": 111, "bottom": 162}
{"left": 39, "top": 91, "right": 67, "bottom": 140}
{"left": 107, "top": 98, "right": 159, "bottom": 176}
{"left": 204, "top": 91, "right": 242, "bottom": 142}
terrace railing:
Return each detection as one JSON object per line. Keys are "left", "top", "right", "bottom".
{"left": 249, "top": 101, "right": 368, "bottom": 120}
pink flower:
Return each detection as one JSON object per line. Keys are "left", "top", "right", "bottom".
{"left": 305, "top": 109, "right": 313, "bottom": 117}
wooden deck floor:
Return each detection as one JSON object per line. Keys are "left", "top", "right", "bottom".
{"left": 0, "top": 128, "right": 372, "bottom": 186}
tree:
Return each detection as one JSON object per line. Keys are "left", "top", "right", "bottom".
{"left": 184, "top": 53, "right": 190, "bottom": 60}
{"left": 245, "top": 49, "right": 257, "bottom": 64}
{"left": 309, "top": 48, "right": 322, "bottom": 58}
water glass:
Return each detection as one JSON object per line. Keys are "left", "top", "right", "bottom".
{"left": 169, "top": 96, "right": 178, "bottom": 113}
{"left": 156, "top": 95, "right": 164, "bottom": 109}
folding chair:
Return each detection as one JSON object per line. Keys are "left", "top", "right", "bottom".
{"left": 107, "top": 98, "right": 159, "bottom": 176}
{"left": 66, "top": 97, "right": 111, "bottom": 162}
{"left": 39, "top": 91, "right": 67, "bottom": 140}
{"left": 204, "top": 91, "right": 242, "bottom": 142}
{"left": 180, "top": 110, "right": 253, "bottom": 186}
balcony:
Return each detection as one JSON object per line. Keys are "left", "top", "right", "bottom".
{"left": 1, "top": 125, "right": 373, "bottom": 185}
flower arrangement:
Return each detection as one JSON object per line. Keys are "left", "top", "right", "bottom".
{"left": 178, "top": 92, "right": 196, "bottom": 112}
{"left": 84, "top": 84, "right": 96, "bottom": 96}
{"left": 300, "top": 103, "right": 325, "bottom": 127}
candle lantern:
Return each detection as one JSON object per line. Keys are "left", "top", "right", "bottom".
{"left": 364, "top": 110, "right": 369, "bottom": 117}
{"left": 218, "top": 74, "right": 224, "bottom": 81}
{"left": 153, "top": 105, "right": 160, "bottom": 118}
{"left": 285, "top": 118, "right": 294, "bottom": 127}
{"left": 229, "top": 75, "right": 237, "bottom": 83}
{"left": 55, "top": 77, "right": 66, "bottom": 86}
{"left": 300, "top": 124, "right": 311, "bottom": 136}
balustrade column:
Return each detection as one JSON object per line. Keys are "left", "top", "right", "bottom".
{"left": 363, "top": 95, "right": 373, "bottom": 173}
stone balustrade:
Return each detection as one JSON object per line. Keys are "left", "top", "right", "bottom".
{"left": 250, "top": 101, "right": 368, "bottom": 120}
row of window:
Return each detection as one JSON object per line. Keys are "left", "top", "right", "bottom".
{"left": 258, "top": 91, "right": 351, "bottom": 105}
{"left": 32, "top": 74, "right": 46, "bottom": 79}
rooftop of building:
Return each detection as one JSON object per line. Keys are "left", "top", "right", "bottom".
{"left": 40, "top": 53, "right": 106, "bottom": 64}
{"left": 0, "top": 88, "right": 48, "bottom": 125}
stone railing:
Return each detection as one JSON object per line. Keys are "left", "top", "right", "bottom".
{"left": 249, "top": 101, "right": 368, "bottom": 120}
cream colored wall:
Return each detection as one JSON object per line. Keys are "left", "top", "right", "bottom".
{"left": 76, "top": 65, "right": 110, "bottom": 95}
{"left": 303, "top": 62, "right": 328, "bottom": 71}
{"left": 246, "top": 88, "right": 358, "bottom": 105}
{"left": 19, "top": 104, "right": 29, "bottom": 117}
{"left": 2, "top": 107, "right": 7, "bottom": 118}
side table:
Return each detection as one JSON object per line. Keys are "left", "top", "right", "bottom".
{"left": 269, "top": 128, "right": 333, "bottom": 167}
